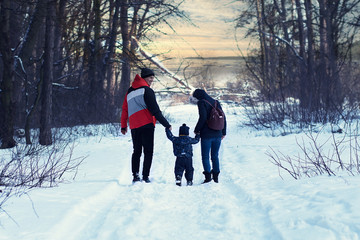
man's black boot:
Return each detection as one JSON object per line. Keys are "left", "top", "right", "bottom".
{"left": 142, "top": 176, "right": 151, "bottom": 183}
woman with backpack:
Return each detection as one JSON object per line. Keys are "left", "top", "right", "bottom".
{"left": 192, "top": 89, "right": 227, "bottom": 183}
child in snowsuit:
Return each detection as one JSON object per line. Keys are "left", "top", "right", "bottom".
{"left": 166, "top": 124, "right": 200, "bottom": 186}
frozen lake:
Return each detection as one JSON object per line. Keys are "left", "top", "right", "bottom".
{"left": 152, "top": 56, "right": 244, "bottom": 88}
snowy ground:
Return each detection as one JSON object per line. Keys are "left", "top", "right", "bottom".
{"left": 1, "top": 102, "right": 360, "bottom": 240}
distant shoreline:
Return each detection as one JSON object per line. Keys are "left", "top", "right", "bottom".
{"left": 184, "top": 56, "right": 245, "bottom": 61}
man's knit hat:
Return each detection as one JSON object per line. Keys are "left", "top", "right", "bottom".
{"left": 179, "top": 123, "right": 189, "bottom": 136}
{"left": 141, "top": 68, "right": 155, "bottom": 78}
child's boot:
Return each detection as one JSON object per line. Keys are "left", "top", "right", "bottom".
{"left": 175, "top": 175, "right": 182, "bottom": 186}
{"left": 132, "top": 173, "right": 141, "bottom": 183}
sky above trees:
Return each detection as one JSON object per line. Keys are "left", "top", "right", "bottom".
{"left": 149, "top": 0, "right": 248, "bottom": 58}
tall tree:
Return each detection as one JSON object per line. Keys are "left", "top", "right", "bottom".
{"left": 88, "top": 0, "right": 103, "bottom": 123}
{"left": 54, "top": 0, "right": 67, "bottom": 81}
{"left": 102, "top": 0, "right": 121, "bottom": 107}
{"left": 0, "top": 0, "right": 16, "bottom": 148}
{"left": 39, "top": 0, "right": 56, "bottom": 145}
{"left": 236, "top": 0, "right": 360, "bottom": 125}
{"left": 119, "top": 0, "right": 131, "bottom": 107}
{"left": 20, "top": 0, "right": 47, "bottom": 144}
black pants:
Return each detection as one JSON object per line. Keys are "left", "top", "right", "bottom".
{"left": 131, "top": 126, "right": 154, "bottom": 178}
{"left": 175, "top": 156, "right": 194, "bottom": 181}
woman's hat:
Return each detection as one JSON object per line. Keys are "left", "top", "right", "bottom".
{"left": 193, "top": 89, "right": 206, "bottom": 100}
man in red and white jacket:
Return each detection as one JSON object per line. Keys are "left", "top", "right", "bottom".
{"left": 121, "top": 68, "right": 172, "bottom": 183}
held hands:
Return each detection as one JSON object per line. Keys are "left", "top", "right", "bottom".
{"left": 193, "top": 131, "right": 223, "bottom": 139}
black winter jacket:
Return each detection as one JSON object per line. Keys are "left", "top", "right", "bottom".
{"left": 166, "top": 128, "right": 200, "bottom": 158}
{"left": 193, "top": 89, "right": 227, "bottom": 138}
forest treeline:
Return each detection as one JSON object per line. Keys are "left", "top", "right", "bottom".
{"left": 235, "top": 0, "right": 360, "bottom": 130}
{"left": 1, "top": 0, "right": 360, "bottom": 148}
{"left": 0, "top": 0, "right": 189, "bottom": 148}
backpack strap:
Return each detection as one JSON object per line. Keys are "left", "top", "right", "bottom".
{"left": 203, "top": 99, "right": 217, "bottom": 108}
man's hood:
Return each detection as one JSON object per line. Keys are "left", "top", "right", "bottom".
{"left": 131, "top": 74, "right": 149, "bottom": 89}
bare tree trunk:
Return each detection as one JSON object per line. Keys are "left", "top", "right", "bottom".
{"left": 304, "top": 0, "right": 316, "bottom": 114}
{"left": 17, "top": 0, "right": 46, "bottom": 71}
{"left": 266, "top": 5, "right": 277, "bottom": 99}
{"left": 119, "top": 0, "right": 130, "bottom": 108}
{"left": 255, "top": 0, "right": 269, "bottom": 94}
{"left": 295, "top": 0, "right": 310, "bottom": 117}
{"left": 325, "top": 1, "right": 342, "bottom": 114}
{"left": 88, "top": 0, "right": 102, "bottom": 123}
{"left": 274, "top": 0, "right": 293, "bottom": 81}
{"left": 20, "top": 0, "right": 47, "bottom": 144}
{"left": 25, "top": 75, "right": 42, "bottom": 144}
{"left": 82, "top": 0, "right": 92, "bottom": 86}
{"left": 318, "top": 0, "right": 329, "bottom": 119}
{"left": 53, "top": 0, "right": 66, "bottom": 82}
{"left": 103, "top": 0, "right": 121, "bottom": 106}
{"left": 129, "top": 3, "right": 145, "bottom": 58}
{"left": 0, "top": 0, "right": 16, "bottom": 148}
{"left": 39, "top": 0, "right": 56, "bottom": 145}
{"left": 277, "top": 0, "right": 293, "bottom": 101}
{"left": 317, "top": 0, "right": 341, "bottom": 120}
{"left": 132, "top": 3, "right": 147, "bottom": 39}
{"left": 294, "top": 0, "right": 305, "bottom": 65}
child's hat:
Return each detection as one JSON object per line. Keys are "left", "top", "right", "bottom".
{"left": 179, "top": 123, "right": 189, "bottom": 136}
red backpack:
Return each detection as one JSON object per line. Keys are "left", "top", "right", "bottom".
{"left": 203, "top": 100, "right": 225, "bottom": 130}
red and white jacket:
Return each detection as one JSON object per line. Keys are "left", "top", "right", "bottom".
{"left": 121, "top": 74, "right": 170, "bottom": 130}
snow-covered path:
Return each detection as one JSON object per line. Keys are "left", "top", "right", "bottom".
{"left": 1, "top": 103, "right": 360, "bottom": 240}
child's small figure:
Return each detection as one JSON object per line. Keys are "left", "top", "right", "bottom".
{"left": 166, "top": 124, "right": 200, "bottom": 186}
